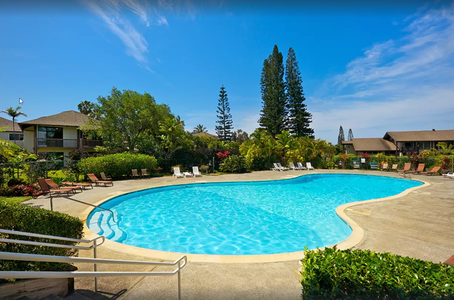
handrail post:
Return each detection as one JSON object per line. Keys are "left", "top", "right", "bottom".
{"left": 178, "top": 260, "right": 181, "bottom": 300}
{"left": 94, "top": 238, "right": 98, "bottom": 293}
{"left": 50, "top": 195, "right": 53, "bottom": 211}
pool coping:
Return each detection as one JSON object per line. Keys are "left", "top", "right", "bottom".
{"left": 80, "top": 172, "right": 430, "bottom": 263}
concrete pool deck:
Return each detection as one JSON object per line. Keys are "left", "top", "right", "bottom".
{"left": 22, "top": 170, "right": 454, "bottom": 300}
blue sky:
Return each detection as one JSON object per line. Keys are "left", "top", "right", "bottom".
{"left": 1, "top": 0, "right": 453, "bottom": 143}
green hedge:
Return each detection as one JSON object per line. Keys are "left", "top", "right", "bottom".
{"left": 301, "top": 247, "right": 454, "bottom": 299}
{"left": 219, "top": 155, "right": 250, "bottom": 173}
{"left": 78, "top": 152, "right": 158, "bottom": 179}
{"left": 0, "top": 201, "right": 84, "bottom": 282}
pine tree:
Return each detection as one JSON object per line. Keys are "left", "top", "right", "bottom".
{"left": 337, "top": 126, "right": 345, "bottom": 145}
{"left": 285, "top": 47, "right": 314, "bottom": 137}
{"left": 348, "top": 129, "right": 354, "bottom": 141}
{"left": 259, "top": 45, "right": 287, "bottom": 137}
{"left": 215, "top": 85, "right": 233, "bottom": 140}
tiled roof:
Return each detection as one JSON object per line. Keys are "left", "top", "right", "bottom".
{"left": 350, "top": 138, "right": 397, "bottom": 152}
{"left": 385, "top": 130, "right": 454, "bottom": 142}
{"left": 0, "top": 116, "right": 21, "bottom": 132}
{"left": 19, "top": 110, "right": 89, "bottom": 129}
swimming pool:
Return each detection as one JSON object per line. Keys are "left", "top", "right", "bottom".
{"left": 87, "top": 174, "right": 422, "bottom": 255}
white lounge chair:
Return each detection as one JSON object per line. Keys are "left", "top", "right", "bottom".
{"left": 443, "top": 172, "right": 453, "bottom": 178}
{"left": 272, "top": 163, "right": 282, "bottom": 171}
{"left": 290, "top": 162, "right": 299, "bottom": 170}
{"left": 193, "top": 166, "right": 202, "bottom": 177}
{"left": 306, "top": 162, "right": 315, "bottom": 170}
{"left": 446, "top": 173, "right": 454, "bottom": 179}
{"left": 297, "top": 162, "right": 307, "bottom": 170}
{"left": 277, "top": 163, "right": 289, "bottom": 171}
{"left": 173, "top": 167, "right": 184, "bottom": 178}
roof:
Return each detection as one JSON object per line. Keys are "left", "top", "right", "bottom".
{"left": 0, "top": 116, "right": 22, "bottom": 132}
{"left": 19, "top": 110, "right": 89, "bottom": 129}
{"left": 341, "top": 141, "right": 353, "bottom": 145}
{"left": 192, "top": 132, "right": 218, "bottom": 139}
{"left": 349, "top": 138, "right": 397, "bottom": 152}
{"left": 384, "top": 130, "right": 454, "bottom": 142}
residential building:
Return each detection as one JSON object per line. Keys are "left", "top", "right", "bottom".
{"left": 18, "top": 110, "right": 102, "bottom": 159}
{"left": 0, "top": 116, "right": 24, "bottom": 147}
{"left": 343, "top": 129, "right": 454, "bottom": 156}
{"left": 342, "top": 138, "right": 396, "bottom": 155}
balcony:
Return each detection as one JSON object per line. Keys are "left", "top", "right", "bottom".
{"left": 36, "top": 138, "right": 103, "bottom": 148}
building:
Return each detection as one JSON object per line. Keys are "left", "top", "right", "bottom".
{"left": 342, "top": 138, "right": 397, "bottom": 155}
{"left": 383, "top": 129, "right": 454, "bottom": 155}
{"left": 18, "top": 110, "right": 102, "bottom": 159}
{"left": 343, "top": 129, "right": 454, "bottom": 156}
{"left": 0, "top": 116, "right": 24, "bottom": 147}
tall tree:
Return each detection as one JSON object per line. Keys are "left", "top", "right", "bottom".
{"left": 337, "top": 126, "right": 345, "bottom": 145}
{"left": 1, "top": 106, "right": 27, "bottom": 141}
{"left": 285, "top": 47, "right": 314, "bottom": 137}
{"left": 259, "top": 45, "right": 287, "bottom": 136}
{"left": 215, "top": 85, "right": 234, "bottom": 141}
{"left": 78, "top": 101, "right": 94, "bottom": 115}
{"left": 348, "top": 129, "right": 354, "bottom": 141}
{"left": 193, "top": 124, "right": 208, "bottom": 134}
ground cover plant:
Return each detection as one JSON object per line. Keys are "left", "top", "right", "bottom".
{"left": 300, "top": 247, "right": 454, "bottom": 299}
{"left": 0, "top": 201, "right": 84, "bottom": 283}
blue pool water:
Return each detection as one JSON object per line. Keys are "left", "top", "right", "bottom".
{"left": 87, "top": 174, "right": 422, "bottom": 255}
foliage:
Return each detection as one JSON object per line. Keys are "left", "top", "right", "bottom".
{"left": 157, "top": 116, "right": 193, "bottom": 161}
{"left": 437, "top": 142, "right": 453, "bottom": 155}
{"left": 1, "top": 106, "right": 27, "bottom": 133}
{"left": 441, "top": 156, "right": 452, "bottom": 172}
{"left": 171, "top": 164, "right": 185, "bottom": 172}
{"left": 0, "top": 196, "right": 32, "bottom": 204}
{"left": 78, "top": 153, "right": 157, "bottom": 179}
{"left": 300, "top": 247, "right": 454, "bottom": 299}
{"left": 0, "top": 201, "right": 84, "bottom": 282}
{"left": 216, "top": 151, "right": 229, "bottom": 159}
{"left": 347, "top": 128, "right": 354, "bottom": 141}
{"left": 259, "top": 45, "right": 287, "bottom": 136}
{"left": 7, "top": 177, "right": 25, "bottom": 187}
{"left": 219, "top": 155, "right": 250, "bottom": 173}
{"left": 85, "top": 86, "right": 174, "bottom": 153}
{"left": 0, "top": 184, "right": 42, "bottom": 198}
{"left": 337, "top": 126, "right": 345, "bottom": 146}
{"left": 193, "top": 124, "right": 207, "bottom": 133}
{"left": 232, "top": 129, "right": 249, "bottom": 143}
{"left": 285, "top": 47, "right": 313, "bottom": 137}
{"left": 199, "top": 165, "right": 209, "bottom": 172}
{"left": 215, "top": 85, "right": 234, "bottom": 141}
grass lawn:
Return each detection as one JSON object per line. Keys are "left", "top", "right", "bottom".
{"left": 0, "top": 196, "right": 33, "bottom": 204}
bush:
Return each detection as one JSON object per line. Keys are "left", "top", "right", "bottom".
{"left": 0, "top": 201, "right": 84, "bottom": 282}
{"left": 78, "top": 152, "right": 158, "bottom": 179}
{"left": 7, "top": 177, "right": 25, "bottom": 187}
{"left": 300, "top": 247, "right": 454, "bottom": 299}
{"left": 219, "top": 155, "right": 250, "bottom": 173}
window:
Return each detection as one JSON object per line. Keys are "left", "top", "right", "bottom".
{"left": 422, "top": 142, "right": 431, "bottom": 149}
{"left": 9, "top": 134, "right": 23, "bottom": 140}
{"left": 38, "top": 126, "right": 63, "bottom": 139}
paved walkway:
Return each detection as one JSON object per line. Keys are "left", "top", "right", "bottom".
{"left": 23, "top": 170, "right": 454, "bottom": 300}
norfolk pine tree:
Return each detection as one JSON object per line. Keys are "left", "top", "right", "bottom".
{"left": 259, "top": 45, "right": 287, "bottom": 136}
{"left": 348, "top": 129, "right": 354, "bottom": 141}
{"left": 215, "top": 85, "right": 233, "bottom": 141}
{"left": 285, "top": 47, "right": 314, "bottom": 137}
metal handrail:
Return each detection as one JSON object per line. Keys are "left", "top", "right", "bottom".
{"left": 0, "top": 229, "right": 105, "bottom": 292}
{"left": 0, "top": 252, "right": 187, "bottom": 300}
{"left": 50, "top": 196, "right": 117, "bottom": 223}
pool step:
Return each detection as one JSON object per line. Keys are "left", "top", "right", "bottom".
{"left": 90, "top": 211, "right": 125, "bottom": 242}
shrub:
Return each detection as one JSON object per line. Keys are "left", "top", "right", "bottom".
{"left": 7, "top": 177, "right": 25, "bottom": 187}
{"left": 199, "top": 164, "right": 209, "bottom": 173}
{"left": 171, "top": 164, "right": 185, "bottom": 172}
{"left": 78, "top": 152, "right": 158, "bottom": 179}
{"left": 300, "top": 247, "right": 454, "bottom": 299}
{"left": 219, "top": 155, "right": 250, "bottom": 173}
{"left": 0, "top": 201, "right": 84, "bottom": 282}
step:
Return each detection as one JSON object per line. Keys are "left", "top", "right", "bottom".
{"left": 64, "top": 292, "right": 94, "bottom": 300}
{"left": 88, "top": 211, "right": 103, "bottom": 234}
{"left": 98, "top": 211, "right": 113, "bottom": 238}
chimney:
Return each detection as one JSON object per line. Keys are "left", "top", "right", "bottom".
{"left": 432, "top": 129, "right": 436, "bottom": 131}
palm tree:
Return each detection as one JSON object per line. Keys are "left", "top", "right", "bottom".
{"left": 193, "top": 124, "right": 207, "bottom": 134}
{"left": 1, "top": 106, "right": 27, "bottom": 143}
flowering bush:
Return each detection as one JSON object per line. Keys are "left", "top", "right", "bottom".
{"left": 216, "top": 151, "right": 229, "bottom": 159}
{"left": 0, "top": 184, "right": 42, "bottom": 198}
{"left": 360, "top": 153, "right": 371, "bottom": 159}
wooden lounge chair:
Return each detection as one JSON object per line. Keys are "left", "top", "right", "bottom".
{"left": 408, "top": 163, "right": 425, "bottom": 174}
{"left": 100, "top": 172, "right": 112, "bottom": 181}
{"left": 398, "top": 163, "right": 411, "bottom": 173}
{"left": 87, "top": 173, "right": 113, "bottom": 187}
{"left": 391, "top": 164, "right": 398, "bottom": 171}
{"left": 61, "top": 181, "right": 93, "bottom": 190}
{"left": 141, "top": 169, "right": 150, "bottom": 178}
{"left": 131, "top": 169, "right": 141, "bottom": 179}
{"left": 421, "top": 166, "right": 441, "bottom": 175}
{"left": 38, "top": 178, "right": 72, "bottom": 197}
{"left": 45, "top": 178, "right": 82, "bottom": 193}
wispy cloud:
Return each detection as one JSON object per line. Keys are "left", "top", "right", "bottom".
{"left": 312, "top": 2, "right": 454, "bottom": 143}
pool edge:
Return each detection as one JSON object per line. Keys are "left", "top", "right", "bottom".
{"left": 80, "top": 172, "right": 430, "bottom": 264}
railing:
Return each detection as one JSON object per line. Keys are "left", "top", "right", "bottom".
{"left": 0, "top": 230, "right": 187, "bottom": 299}
{"left": 0, "top": 229, "right": 105, "bottom": 292}
{"left": 82, "top": 139, "right": 103, "bottom": 147}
